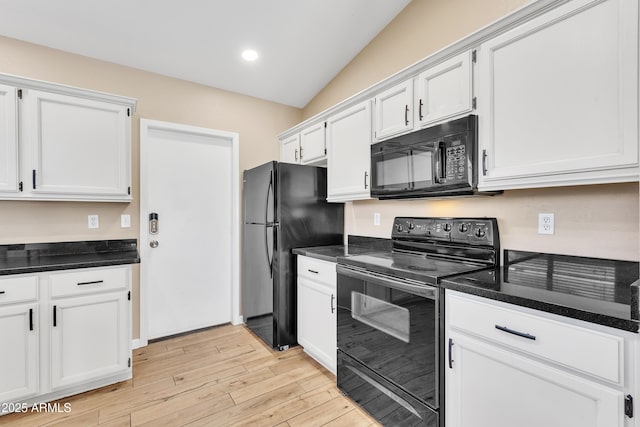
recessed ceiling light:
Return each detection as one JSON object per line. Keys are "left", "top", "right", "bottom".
{"left": 242, "top": 49, "right": 259, "bottom": 62}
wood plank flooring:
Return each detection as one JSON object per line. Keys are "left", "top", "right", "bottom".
{"left": 0, "top": 324, "right": 380, "bottom": 426}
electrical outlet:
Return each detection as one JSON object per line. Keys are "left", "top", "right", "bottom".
{"left": 374, "top": 212, "right": 381, "bottom": 226}
{"left": 538, "top": 213, "right": 554, "bottom": 235}
{"left": 121, "top": 214, "right": 131, "bottom": 228}
{"left": 88, "top": 214, "right": 99, "bottom": 229}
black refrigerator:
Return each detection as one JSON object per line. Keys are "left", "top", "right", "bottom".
{"left": 242, "top": 161, "right": 343, "bottom": 350}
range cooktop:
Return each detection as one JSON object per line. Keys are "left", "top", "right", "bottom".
{"left": 338, "top": 217, "right": 500, "bottom": 284}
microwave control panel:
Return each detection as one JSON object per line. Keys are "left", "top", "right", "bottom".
{"left": 445, "top": 143, "right": 467, "bottom": 182}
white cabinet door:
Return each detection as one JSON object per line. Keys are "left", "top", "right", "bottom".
{"left": 478, "top": 0, "right": 638, "bottom": 191}
{"left": 0, "top": 304, "right": 38, "bottom": 402}
{"left": 281, "top": 134, "right": 301, "bottom": 164}
{"left": 0, "top": 83, "right": 18, "bottom": 194}
{"left": 446, "top": 332, "right": 623, "bottom": 427}
{"left": 373, "top": 80, "right": 413, "bottom": 141}
{"left": 297, "top": 277, "right": 336, "bottom": 374}
{"left": 22, "top": 89, "right": 131, "bottom": 199}
{"left": 416, "top": 51, "right": 473, "bottom": 127}
{"left": 300, "top": 122, "right": 326, "bottom": 165}
{"left": 50, "top": 292, "right": 129, "bottom": 390}
{"left": 326, "top": 100, "right": 372, "bottom": 202}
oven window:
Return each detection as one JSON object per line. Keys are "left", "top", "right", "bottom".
{"left": 352, "top": 292, "right": 410, "bottom": 343}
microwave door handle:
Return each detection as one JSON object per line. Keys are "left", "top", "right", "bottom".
{"left": 436, "top": 141, "right": 446, "bottom": 183}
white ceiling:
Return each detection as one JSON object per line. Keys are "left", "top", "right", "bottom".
{"left": 0, "top": 0, "right": 411, "bottom": 108}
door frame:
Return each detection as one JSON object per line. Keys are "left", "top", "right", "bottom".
{"left": 138, "top": 118, "right": 241, "bottom": 347}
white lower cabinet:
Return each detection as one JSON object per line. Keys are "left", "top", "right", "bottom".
{"left": 445, "top": 291, "right": 636, "bottom": 427}
{"left": 297, "top": 256, "right": 337, "bottom": 374}
{"left": 50, "top": 292, "right": 129, "bottom": 390}
{"left": 0, "top": 266, "right": 131, "bottom": 409}
{"left": 0, "top": 303, "right": 39, "bottom": 403}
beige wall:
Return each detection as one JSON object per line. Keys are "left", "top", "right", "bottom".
{"left": 0, "top": 36, "right": 302, "bottom": 338}
{"left": 302, "top": 0, "right": 640, "bottom": 262}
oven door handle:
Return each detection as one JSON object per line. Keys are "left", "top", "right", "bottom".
{"left": 337, "top": 265, "right": 437, "bottom": 300}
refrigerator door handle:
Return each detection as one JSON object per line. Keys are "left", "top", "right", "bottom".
{"left": 265, "top": 170, "right": 274, "bottom": 224}
{"left": 265, "top": 224, "right": 274, "bottom": 278}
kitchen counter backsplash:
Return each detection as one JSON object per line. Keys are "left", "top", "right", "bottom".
{"left": 0, "top": 239, "right": 140, "bottom": 275}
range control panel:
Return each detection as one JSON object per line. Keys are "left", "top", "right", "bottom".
{"left": 391, "top": 217, "right": 498, "bottom": 247}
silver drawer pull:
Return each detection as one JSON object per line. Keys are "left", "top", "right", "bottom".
{"left": 77, "top": 280, "right": 104, "bottom": 286}
{"left": 308, "top": 269, "right": 319, "bottom": 274}
{"left": 495, "top": 324, "right": 536, "bottom": 341}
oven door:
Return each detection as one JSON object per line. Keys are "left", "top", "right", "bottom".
{"left": 336, "top": 265, "right": 440, "bottom": 409}
{"left": 370, "top": 141, "right": 439, "bottom": 196}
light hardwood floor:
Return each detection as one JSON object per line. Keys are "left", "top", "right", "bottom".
{"left": 0, "top": 324, "right": 380, "bottom": 427}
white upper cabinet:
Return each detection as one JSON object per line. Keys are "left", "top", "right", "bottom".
{"left": 373, "top": 79, "right": 413, "bottom": 141}
{"left": 326, "top": 100, "right": 372, "bottom": 202}
{"left": 416, "top": 51, "right": 473, "bottom": 127}
{"left": 280, "top": 123, "right": 327, "bottom": 166}
{"left": 0, "top": 73, "right": 136, "bottom": 202}
{"left": 23, "top": 89, "right": 131, "bottom": 199}
{"left": 478, "top": 0, "right": 639, "bottom": 191}
{"left": 0, "top": 83, "right": 18, "bottom": 194}
{"left": 300, "top": 122, "right": 326, "bottom": 165}
{"left": 280, "top": 133, "right": 301, "bottom": 164}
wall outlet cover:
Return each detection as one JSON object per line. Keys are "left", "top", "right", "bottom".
{"left": 374, "top": 212, "right": 381, "bottom": 226}
{"left": 88, "top": 214, "right": 99, "bottom": 229}
{"left": 538, "top": 213, "right": 554, "bottom": 235}
{"left": 121, "top": 214, "right": 131, "bottom": 228}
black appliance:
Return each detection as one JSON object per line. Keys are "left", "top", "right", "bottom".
{"left": 242, "top": 161, "right": 343, "bottom": 350}
{"left": 371, "top": 115, "right": 491, "bottom": 199}
{"left": 337, "top": 217, "right": 500, "bottom": 426}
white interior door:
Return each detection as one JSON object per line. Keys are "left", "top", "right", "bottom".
{"left": 140, "top": 119, "right": 239, "bottom": 341}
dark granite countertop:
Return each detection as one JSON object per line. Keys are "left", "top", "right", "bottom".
{"left": 292, "top": 235, "right": 391, "bottom": 263}
{"left": 0, "top": 239, "right": 140, "bottom": 276}
{"left": 442, "top": 250, "right": 640, "bottom": 332}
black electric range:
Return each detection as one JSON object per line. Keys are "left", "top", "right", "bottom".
{"left": 336, "top": 217, "right": 500, "bottom": 427}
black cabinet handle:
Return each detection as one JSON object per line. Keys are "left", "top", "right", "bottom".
{"left": 308, "top": 269, "right": 319, "bottom": 274}
{"left": 53, "top": 305, "right": 57, "bottom": 327}
{"left": 482, "top": 149, "right": 488, "bottom": 176}
{"left": 29, "top": 308, "right": 33, "bottom": 331}
{"left": 331, "top": 294, "right": 335, "bottom": 314}
{"left": 32, "top": 169, "right": 36, "bottom": 189}
{"left": 0, "top": 290, "right": 5, "bottom": 295}
{"left": 495, "top": 324, "right": 536, "bottom": 341}
{"left": 448, "top": 338, "right": 454, "bottom": 368}
{"left": 77, "top": 280, "right": 104, "bottom": 286}
{"left": 418, "top": 99, "right": 424, "bottom": 121}
{"left": 364, "top": 171, "right": 369, "bottom": 189}
{"left": 300, "top": 147, "right": 304, "bottom": 160}
{"left": 404, "top": 105, "right": 409, "bottom": 126}
{"left": 294, "top": 148, "right": 298, "bottom": 162}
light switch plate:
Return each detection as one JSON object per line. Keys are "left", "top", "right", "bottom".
{"left": 121, "top": 214, "right": 131, "bottom": 228}
{"left": 538, "top": 213, "right": 554, "bottom": 235}
{"left": 88, "top": 214, "right": 99, "bottom": 229}
{"left": 374, "top": 212, "right": 381, "bottom": 226}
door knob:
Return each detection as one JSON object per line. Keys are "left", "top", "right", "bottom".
{"left": 150, "top": 240, "right": 159, "bottom": 248}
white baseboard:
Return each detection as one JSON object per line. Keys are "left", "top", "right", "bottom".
{"left": 232, "top": 315, "right": 244, "bottom": 326}
{"left": 131, "top": 338, "right": 146, "bottom": 349}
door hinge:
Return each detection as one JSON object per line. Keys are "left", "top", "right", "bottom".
{"left": 127, "top": 291, "right": 131, "bottom": 301}
{"left": 127, "top": 186, "right": 131, "bottom": 195}
{"left": 18, "top": 181, "right": 23, "bottom": 192}
{"left": 128, "top": 358, "right": 131, "bottom": 368}
{"left": 127, "top": 108, "right": 131, "bottom": 117}
{"left": 472, "top": 49, "right": 477, "bottom": 63}
{"left": 625, "top": 395, "right": 634, "bottom": 418}
{"left": 472, "top": 97, "right": 477, "bottom": 110}
{"left": 17, "top": 89, "right": 22, "bottom": 99}
{"left": 324, "top": 148, "right": 327, "bottom": 155}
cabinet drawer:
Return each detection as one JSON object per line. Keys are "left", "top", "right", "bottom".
{"left": 447, "top": 292, "right": 624, "bottom": 384}
{"left": 50, "top": 267, "right": 128, "bottom": 298}
{"left": 0, "top": 276, "right": 38, "bottom": 305}
{"left": 298, "top": 256, "right": 336, "bottom": 285}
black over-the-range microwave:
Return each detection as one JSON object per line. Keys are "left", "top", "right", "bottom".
{"left": 371, "top": 114, "right": 494, "bottom": 199}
